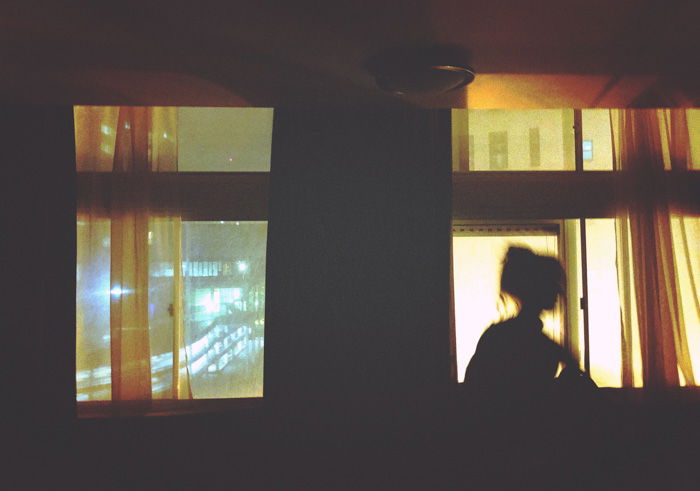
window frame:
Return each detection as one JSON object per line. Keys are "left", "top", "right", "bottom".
{"left": 76, "top": 170, "right": 270, "bottom": 417}
{"left": 450, "top": 109, "right": 700, "bottom": 390}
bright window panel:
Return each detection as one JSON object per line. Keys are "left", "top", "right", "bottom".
{"left": 689, "top": 109, "right": 700, "bottom": 170}
{"left": 148, "top": 219, "right": 178, "bottom": 399}
{"left": 77, "top": 220, "right": 268, "bottom": 401}
{"left": 452, "top": 109, "right": 575, "bottom": 171}
{"left": 453, "top": 229, "right": 559, "bottom": 382}
{"left": 671, "top": 215, "right": 700, "bottom": 383}
{"left": 182, "top": 221, "right": 267, "bottom": 398}
{"left": 177, "top": 108, "right": 273, "bottom": 172}
{"left": 76, "top": 219, "right": 112, "bottom": 401}
{"left": 584, "top": 219, "right": 624, "bottom": 387}
{"left": 581, "top": 110, "right": 614, "bottom": 170}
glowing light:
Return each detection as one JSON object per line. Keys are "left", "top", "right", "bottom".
{"left": 453, "top": 233, "right": 559, "bottom": 382}
{"left": 237, "top": 261, "right": 248, "bottom": 272}
{"left": 110, "top": 286, "right": 124, "bottom": 296}
{"left": 162, "top": 132, "right": 169, "bottom": 139}
{"left": 100, "top": 124, "right": 112, "bottom": 135}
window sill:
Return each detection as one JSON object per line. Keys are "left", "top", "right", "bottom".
{"left": 599, "top": 386, "right": 700, "bottom": 405}
{"left": 77, "top": 397, "right": 263, "bottom": 419}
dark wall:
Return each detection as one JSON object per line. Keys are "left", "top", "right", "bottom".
{"left": 4, "top": 106, "right": 76, "bottom": 428}
{"left": 4, "top": 106, "right": 77, "bottom": 488}
{"left": 264, "top": 109, "right": 453, "bottom": 407}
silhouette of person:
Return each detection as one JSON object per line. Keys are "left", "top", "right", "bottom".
{"left": 463, "top": 245, "right": 583, "bottom": 408}
{"left": 460, "top": 246, "right": 594, "bottom": 488}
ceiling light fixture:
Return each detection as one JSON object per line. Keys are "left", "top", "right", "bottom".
{"left": 365, "top": 44, "right": 475, "bottom": 95}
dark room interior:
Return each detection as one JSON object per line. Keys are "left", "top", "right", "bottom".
{"left": 4, "top": 2, "right": 700, "bottom": 490}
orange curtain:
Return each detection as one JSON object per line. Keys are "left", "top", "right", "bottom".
{"left": 612, "top": 109, "right": 699, "bottom": 390}
{"left": 76, "top": 107, "right": 189, "bottom": 411}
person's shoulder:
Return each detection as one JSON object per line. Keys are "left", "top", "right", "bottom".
{"left": 485, "top": 317, "right": 519, "bottom": 333}
{"left": 478, "top": 318, "right": 515, "bottom": 343}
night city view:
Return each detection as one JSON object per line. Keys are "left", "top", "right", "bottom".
{"left": 76, "top": 221, "right": 267, "bottom": 400}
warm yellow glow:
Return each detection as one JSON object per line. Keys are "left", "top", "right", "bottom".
{"left": 672, "top": 215, "right": 700, "bottom": 382}
{"left": 466, "top": 74, "right": 610, "bottom": 109}
{"left": 585, "top": 219, "right": 624, "bottom": 387}
{"left": 74, "top": 106, "right": 118, "bottom": 172}
{"left": 689, "top": 109, "right": 700, "bottom": 170}
{"left": 453, "top": 234, "right": 558, "bottom": 382}
{"left": 466, "top": 74, "right": 657, "bottom": 109}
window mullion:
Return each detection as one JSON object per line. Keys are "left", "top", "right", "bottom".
{"left": 574, "top": 109, "right": 584, "bottom": 172}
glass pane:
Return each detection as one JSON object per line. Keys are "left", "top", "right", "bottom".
{"left": 585, "top": 219, "right": 624, "bottom": 387}
{"left": 563, "top": 220, "right": 585, "bottom": 368}
{"left": 689, "top": 109, "right": 700, "bottom": 170}
{"left": 453, "top": 232, "right": 559, "bottom": 382}
{"left": 148, "top": 219, "right": 177, "bottom": 399}
{"left": 452, "top": 109, "right": 575, "bottom": 171}
{"left": 177, "top": 108, "right": 273, "bottom": 172}
{"left": 76, "top": 219, "right": 112, "bottom": 401}
{"left": 671, "top": 215, "right": 700, "bottom": 383}
{"left": 581, "top": 110, "right": 614, "bottom": 170}
{"left": 74, "top": 106, "right": 119, "bottom": 172}
{"left": 182, "top": 221, "right": 267, "bottom": 398}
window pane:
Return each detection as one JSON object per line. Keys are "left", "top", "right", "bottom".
{"left": 177, "top": 108, "right": 273, "bottom": 172}
{"left": 182, "top": 221, "right": 267, "bottom": 398}
{"left": 582, "top": 110, "right": 614, "bottom": 170}
{"left": 671, "top": 215, "right": 700, "bottom": 383}
{"left": 452, "top": 109, "right": 575, "bottom": 171}
{"left": 689, "top": 109, "right": 700, "bottom": 170}
{"left": 148, "top": 219, "right": 178, "bottom": 399}
{"left": 452, "top": 230, "right": 559, "bottom": 382}
{"left": 76, "top": 219, "right": 112, "bottom": 401}
{"left": 584, "top": 219, "right": 624, "bottom": 387}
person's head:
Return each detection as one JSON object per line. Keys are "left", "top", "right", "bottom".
{"left": 500, "top": 246, "right": 564, "bottom": 314}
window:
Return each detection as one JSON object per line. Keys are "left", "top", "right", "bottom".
{"left": 488, "top": 131, "right": 508, "bottom": 169}
{"left": 582, "top": 140, "right": 593, "bottom": 161}
{"left": 453, "top": 109, "right": 576, "bottom": 171}
{"left": 529, "top": 128, "right": 541, "bottom": 168}
{"left": 451, "top": 108, "right": 700, "bottom": 389}
{"left": 75, "top": 107, "right": 271, "bottom": 412}
{"left": 452, "top": 223, "right": 561, "bottom": 382}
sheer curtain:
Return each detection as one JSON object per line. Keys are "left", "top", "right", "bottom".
{"left": 611, "top": 109, "right": 699, "bottom": 390}
{"left": 76, "top": 106, "right": 190, "bottom": 412}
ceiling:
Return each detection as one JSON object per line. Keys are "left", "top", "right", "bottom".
{"left": 1, "top": 1, "right": 697, "bottom": 108}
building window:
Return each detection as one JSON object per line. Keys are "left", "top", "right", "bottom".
{"left": 529, "top": 127, "right": 541, "bottom": 167}
{"left": 582, "top": 140, "right": 593, "bottom": 161}
{"left": 453, "top": 109, "right": 576, "bottom": 171}
{"left": 488, "top": 131, "right": 508, "bottom": 170}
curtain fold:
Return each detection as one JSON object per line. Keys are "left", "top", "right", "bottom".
{"left": 76, "top": 106, "right": 188, "bottom": 409}
{"left": 612, "top": 109, "right": 698, "bottom": 390}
